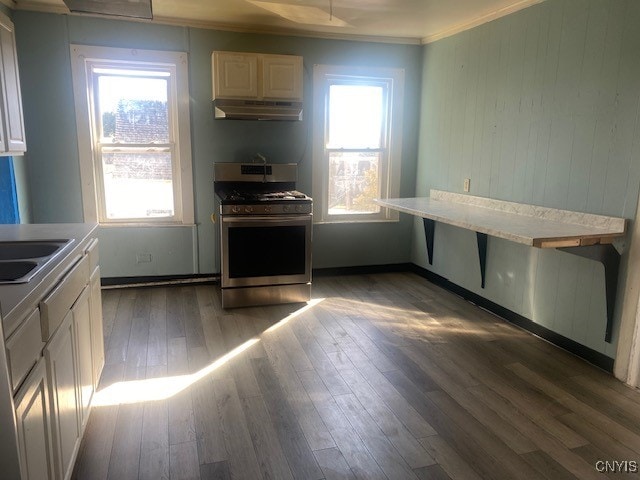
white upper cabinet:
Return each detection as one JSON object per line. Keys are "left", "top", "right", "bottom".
{"left": 262, "top": 54, "right": 303, "bottom": 100}
{"left": 0, "top": 11, "right": 26, "bottom": 155}
{"left": 212, "top": 51, "right": 303, "bottom": 101}
{"left": 213, "top": 52, "right": 259, "bottom": 99}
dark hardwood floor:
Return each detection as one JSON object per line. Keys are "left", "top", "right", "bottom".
{"left": 72, "top": 272, "right": 640, "bottom": 480}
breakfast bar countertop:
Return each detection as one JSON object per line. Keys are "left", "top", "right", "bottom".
{"left": 376, "top": 190, "right": 627, "bottom": 248}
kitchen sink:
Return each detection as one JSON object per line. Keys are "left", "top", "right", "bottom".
{"left": 0, "top": 261, "right": 38, "bottom": 282}
{"left": 0, "top": 239, "right": 74, "bottom": 284}
{"left": 0, "top": 241, "right": 70, "bottom": 261}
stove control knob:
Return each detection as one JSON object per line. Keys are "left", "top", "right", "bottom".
{"left": 244, "top": 206, "right": 254, "bottom": 213}
{"left": 264, "top": 206, "right": 272, "bottom": 214}
{"left": 295, "top": 205, "right": 304, "bottom": 213}
{"left": 283, "top": 205, "right": 291, "bottom": 213}
{"left": 232, "top": 206, "right": 241, "bottom": 214}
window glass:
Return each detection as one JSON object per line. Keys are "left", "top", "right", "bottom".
{"left": 328, "top": 151, "right": 381, "bottom": 215}
{"left": 101, "top": 150, "right": 174, "bottom": 220}
{"left": 326, "top": 83, "right": 385, "bottom": 215}
{"left": 327, "top": 84, "right": 383, "bottom": 149}
{"left": 94, "top": 69, "right": 175, "bottom": 220}
{"left": 97, "top": 73, "right": 170, "bottom": 143}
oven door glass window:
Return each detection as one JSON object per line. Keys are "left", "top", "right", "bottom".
{"left": 222, "top": 214, "right": 312, "bottom": 289}
{"left": 228, "top": 225, "right": 306, "bottom": 278}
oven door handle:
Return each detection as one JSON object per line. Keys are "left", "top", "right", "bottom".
{"left": 221, "top": 215, "right": 311, "bottom": 225}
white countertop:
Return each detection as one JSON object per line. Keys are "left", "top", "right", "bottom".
{"left": 376, "top": 191, "right": 626, "bottom": 248}
{"left": 0, "top": 223, "right": 98, "bottom": 338}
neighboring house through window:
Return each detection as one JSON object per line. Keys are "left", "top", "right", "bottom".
{"left": 312, "top": 64, "right": 404, "bottom": 223}
{"left": 70, "top": 45, "right": 194, "bottom": 224}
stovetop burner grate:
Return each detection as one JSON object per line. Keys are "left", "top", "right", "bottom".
{"left": 225, "top": 190, "right": 309, "bottom": 202}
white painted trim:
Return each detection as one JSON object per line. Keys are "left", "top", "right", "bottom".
{"left": 421, "top": 0, "right": 545, "bottom": 44}
{"left": 70, "top": 45, "right": 98, "bottom": 223}
{"left": 69, "top": 45, "right": 194, "bottom": 225}
{"left": 626, "top": 310, "right": 640, "bottom": 387}
{"left": 615, "top": 193, "right": 640, "bottom": 388}
{"left": 0, "top": 0, "right": 15, "bottom": 10}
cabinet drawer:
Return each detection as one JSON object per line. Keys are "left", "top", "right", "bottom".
{"left": 40, "top": 255, "right": 89, "bottom": 341}
{"left": 6, "top": 308, "right": 44, "bottom": 392}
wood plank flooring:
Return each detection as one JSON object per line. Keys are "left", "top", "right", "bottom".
{"left": 72, "top": 272, "right": 640, "bottom": 480}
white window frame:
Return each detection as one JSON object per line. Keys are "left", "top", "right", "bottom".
{"left": 70, "top": 45, "right": 194, "bottom": 225}
{"left": 312, "top": 64, "right": 404, "bottom": 224}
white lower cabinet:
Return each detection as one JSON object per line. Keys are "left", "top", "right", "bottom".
{"left": 89, "top": 267, "right": 104, "bottom": 390}
{"left": 14, "top": 359, "right": 55, "bottom": 480}
{"left": 9, "top": 237, "right": 104, "bottom": 480}
{"left": 45, "top": 311, "right": 80, "bottom": 480}
{"left": 73, "top": 286, "right": 93, "bottom": 429}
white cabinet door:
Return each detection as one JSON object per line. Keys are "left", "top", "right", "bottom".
{"left": 262, "top": 54, "right": 303, "bottom": 101}
{"left": 213, "top": 52, "right": 259, "bottom": 99}
{"left": 14, "top": 359, "right": 55, "bottom": 480}
{"left": 72, "top": 285, "right": 93, "bottom": 430}
{"left": 0, "top": 11, "right": 26, "bottom": 154}
{"left": 45, "top": 311, "right": 80, "bottom": 480}
{"left": 89, "top": 266, "right": 104, "bottom": 389}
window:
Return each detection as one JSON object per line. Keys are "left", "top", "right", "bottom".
{"left": 313, "top": 65, "right": 404, "bottom": 223}
{"left": 70, "top": 46, "right": 193, "bottom": 224}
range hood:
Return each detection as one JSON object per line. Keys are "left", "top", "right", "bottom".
{"left": 213, "top": 99, "right": 303, "bottom": 121}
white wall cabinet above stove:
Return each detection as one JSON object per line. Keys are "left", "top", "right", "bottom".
{"left": 212, "top": 51, "right": 303, "bottom": 102}
{"left": 0, "top": 11, "right": 26, "bottom": 155}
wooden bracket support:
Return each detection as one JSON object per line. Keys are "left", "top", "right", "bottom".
{"left": 558, "top": 244, "right": 620, "bottom": 343}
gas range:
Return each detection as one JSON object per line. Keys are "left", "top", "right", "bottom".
{"left": 212, "top": 162, "right": 313, "bottom": 309}
{"left": 214, "top": 163, "right": 312, "bottom": 215}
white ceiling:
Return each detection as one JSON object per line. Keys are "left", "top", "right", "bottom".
{"left": 11, "top": 0, "right": 544, "bottom": 44}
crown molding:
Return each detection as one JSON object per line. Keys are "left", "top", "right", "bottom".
{"left": 421, "top": 0, "right": 545, "bottom": 44}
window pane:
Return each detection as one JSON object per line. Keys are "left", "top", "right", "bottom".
{"left": 101, "top": 151, "right": 174, "bottom": 219}
{"left": 328, "top": 151, "right": 381, "bottom": 215}
{"left": 98, "top": 75, "right": 169, "bottom": 143}
{"left": 327, "top": 84, "right": 383, "bottom": 149}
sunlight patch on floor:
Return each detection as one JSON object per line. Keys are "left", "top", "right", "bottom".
{"left": 263, "top": 298, "right": 324, "bottom": 333}
{"left": 93, "top": 298, "right": 324, "bottom": 406}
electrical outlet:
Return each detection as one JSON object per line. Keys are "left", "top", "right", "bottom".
{"left": 463, "top": 178, "right": 471, "bottom": 192}
{"left": 136, "top": 253, "right": 152, "bottom": 263}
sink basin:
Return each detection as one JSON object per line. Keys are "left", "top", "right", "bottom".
{"left": 0, "top": 241, "right": 68, "bottom": 261}
{"left": 0, "top": 261, "right": 38, "bottom": 282}
{"left": 0, "top": 239, "right": 74, "bottom": 284}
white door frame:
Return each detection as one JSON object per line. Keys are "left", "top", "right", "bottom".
{"left": 614, "top": 193, "right": 640, "bottom": 387}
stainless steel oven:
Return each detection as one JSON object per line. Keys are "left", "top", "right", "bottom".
{"left": 214, "top": 162, "right": 312, "bottom": 308}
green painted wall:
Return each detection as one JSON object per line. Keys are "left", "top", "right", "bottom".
{"left": 13, "top": 11, "right": 420, "bottom": 277}
{"left": 415, "top": 0, "right": 640, "bottom": 358}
